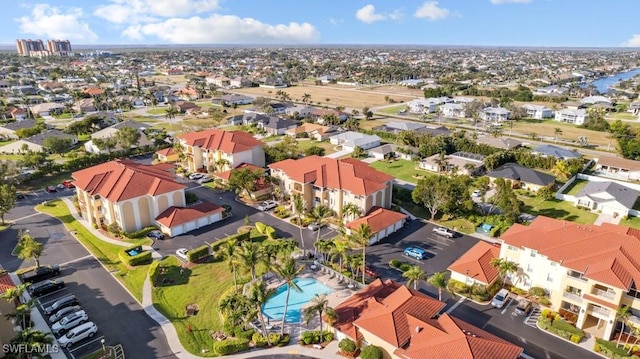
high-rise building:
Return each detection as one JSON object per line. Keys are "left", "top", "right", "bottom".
{"left": 46, "top": 40, "right": 72, "bottom": 56}
{"left": 16, "top": 39, "right": 72, "bottom": 57}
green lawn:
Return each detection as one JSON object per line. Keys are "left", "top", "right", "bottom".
{"left": 519, "top": 196, "right": 598, "bottom": 224}
{"left": 296, "top": 139, "right": 337, "bottom": 155}
{"left": 563, "top": 179, "right": 588, "bottom": 196}
{"left": 606, "top": 112, "right": 638, "bottom": 121}
{"left": 437, "top": 217, "right": 476, "bottom": 234}
{"left": 620, "top": 216, "right": 640, "bottom": 230}
{"left": 36, "top": 200, "right": 151, "bottom": 301}
{"left": 370, "top": 159, "right": 433, "bottom": 184}
{"left": 147, "top": 108, "right": 167, "bottom": 115}
{"left": 82, "top": 346, "right": 116, "bottom": 359}
{"left": 18, "top": 171, "right": 73, "bottom": 192}
{"left": 377, "top": 105, "right": 409, "bottom": 115}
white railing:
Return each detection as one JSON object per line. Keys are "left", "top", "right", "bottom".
{"left": 563, "top": 291, "right": 583, "bottom": 302}
{"left": 592, "top": 288, "right": 616, "bottom": 301}
{"left": 590, "top": 305, "right": 611, "bottom": 317}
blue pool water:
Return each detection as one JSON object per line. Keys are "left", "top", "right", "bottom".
{"left": 262, "top": 278, "right": 334, "bottom": 323}
{"left": 126, "top": 249, "right": 140, "bottom": 256}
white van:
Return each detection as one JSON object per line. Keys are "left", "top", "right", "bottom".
{"left": 57, "top": 322, "right": 98, "bottom": 348}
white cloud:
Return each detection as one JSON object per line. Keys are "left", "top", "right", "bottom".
{"left": 490, "top": 0, "right": 532, "bottom": 4}
{"left": 414, "top": 1, "right": 450, "bottom": 20}
{"left": 355, "top": 4, "right": 387, "bottom": 24}
{"left": 389, "top": 9, "right": 404, "bottom": 21}
{"left": 329, "top": 18, "right": 343, "bottom": 26}
{"left": 16, "top": 4, "right": 98, "bottom": 42}
{"left": 123, "top": 15, "right": 319, "bottom": 44}
{"left": 94, "top": 0, "right": 220, "bottom": 24}
{"left": 622, "top": 35, "right": 640, "bottom": 47}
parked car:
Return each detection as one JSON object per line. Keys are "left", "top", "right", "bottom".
{"left": 16, "top": 193, "right": 25, "bottom": 200}
{"left": 257, "top": 200, "right": 277, "bottom": 211}
{"left": 28, "top": 279, "right": 65, "bottom": 297}
{"left": 20, "top": 264, "right": 60, "bottom": 284}
{"left": 57, "top": 322, "right": 98, "bottom": 348}
{"left": 198, "top": 175, "right": 213, "bottom": 184}
{"left": 472, "top": 190, "right": 482, "bottom": 197}
{"left": 403, "top": 247, "right": 427, "bottom": 260}
{"left": 514, "top": 298, "right": 533, "bottom": 316}
{"left": 432, "top": 227, "right": 455, "bottom": 238}
{"left": 52, "top": 310, "right": 88, "bottom": 336}
{"left": 364, "top": 267, "right": 379, "bottom": 278}
{"left": 491, "top": 288, "right": 510, "bottom": 308}
{"left": 146, "top": 230, "right": 165, "bottom": 240}
{"left": 176, "top": 248, "right": 189, "bottom": 261}
{"left": 62, "top": 180, "right": 75, "bottom": 189}
{"left": 45, "top": 186, "right": 57, "bottom": 193}
{"left": 307, "top": 222, "right": 322, "bottom": 231}
{"left": 44, "top": 295, "right": 79, "bottom": 316}
{"left": 49, "top": 305, "right": 82, "bottom": 323}
{"left": 188, "top": 173, "right": 204, "bottom": 180}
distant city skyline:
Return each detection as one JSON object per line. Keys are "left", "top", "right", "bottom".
{"left": 4, "top": 0, "right": 640, "bottom": 47}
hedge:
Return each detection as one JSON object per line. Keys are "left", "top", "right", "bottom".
{"left": 536, "top": 311, "right": 585, "bottom": 342}
{"left": 123, "top": 226, "right": 158, "bottom": 239}
{"left": 595, "top": 338, "right": 635, "bottom": 359}
{"left": 339, "top": 338, "right": 357, "bottom": 353}
{"left": 299, "top": 330, "right": 333, "bottom": 345}
{"left": 213, "top": 338, "right": 250, "bottom": 355}
{"left": 186, "top": 245, "right": 209, "bottom": 262}
{"left": 210, "top": 232, "right": 251, "bottom": 252}
{"left": 388, "top": 259, "right": 411, "bottom": 272}
{"left": 252, "top": 332, "right": 289, "bottom": 347}
{"left": 265, "top": 226, "right": 276, "bottom": 240}
{"left": 118, "top": 245, "right": 152, "bottom": 266}
{"left": 148, "top": 260, "right": 161, "bottom": 285}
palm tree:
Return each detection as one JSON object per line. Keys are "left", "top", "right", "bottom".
{"left": 234, "top": 242, "right": 269, "bottom": 281}
{"left": 329, "top": 238, "right": 350, "bottom": 271}
{"left": 403, "top": 265, "right": 426, "bottom": 290}
{"left": 350, "top": 223, "right": 375, "bottom": 284}
{"left": 490, "top": 258, "right": 518, "bottom": 286}
{"left": 434, "top": 152, "right": 450, "bottom": 174}
{"left": 292, "top": 193, "right": 306, "bottom": 249}
{"left": 247, "top": 280, "right": 276, "bottom": 346}
{"left": 302, "top": 93, "right": 311, "bottom": 105}
{"left": 10, "top": 327, "right": 53, "bottom": 358}
{"left": 275, "top": 258, "right": 304, "bottom": 335}
{"left": 2, "top": 283, "right": 28, "bottom": 305}
{"left": 219, "top": 239, "right": 239, "bottom": 293}
{"left": 617, "top": 306, "right": 631, "bottom": 347}
{"left": 554, "top": 127, "right": 563, "bottom": 143}
{"left": 341, "top": 202, "right": 362, "bottom": 224}
{"left": 302, "top": 294, "right": 337, "bottom": 333}
{"left": 552, "top": 160, "right": 571, "bottom": 180}
{"left": 310, "top": 205, "right": 333, "bottom": 257}
{"left": 427, "top": 272, "right": 449, "bottom": 301}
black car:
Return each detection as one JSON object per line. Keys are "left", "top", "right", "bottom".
{"left": 20, "top": 265, "right": 61, "bottom": 284}
{"left": 146, "top": 230, "right": 165, "bottom": 240}
{"left": 44, "top": 295, "right": 79, "bottom": 316}
{"left": 16, "top": 194, "right": 25, "bottom": 200}
{"left": 28, "top": 279, "right": 65, "bottom": 297}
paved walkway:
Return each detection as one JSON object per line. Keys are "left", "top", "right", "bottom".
{"left": 59, "top": 199, "right": 333, "bottom": 358}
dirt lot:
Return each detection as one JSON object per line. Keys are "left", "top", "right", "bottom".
{"left": 234, "top": 84, "right": 420, "bottom": 109}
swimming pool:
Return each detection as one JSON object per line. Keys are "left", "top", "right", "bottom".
{"left": 262, "top": 277, "right": 334, "bottom": 323}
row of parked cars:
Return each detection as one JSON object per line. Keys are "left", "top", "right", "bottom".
{"left": 491, "top": 288, "right": 533, "bottom": 316}
{"left": 21, "top": 265, "right": 99, "bottom": 349}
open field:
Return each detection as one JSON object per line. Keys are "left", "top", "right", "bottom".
{"left": 607, "top": 112, "right": 638, "bottom": 121}
{"left": 369, "top": 159, "right": 434, "bottom": 184}
{"left": 508, "top": 119, "right": 612, "bottom": 148}
{"left": 234, "top": 84, "right": 418, "bottom": 109}
{"left": 296, "top": 139, "right": 337, "bottom": 155}
{"left": 148, "top": 74, "right": 189, "bottom": 85}
{"left": 519, "top": 196, "right": 598, "bottom": 224}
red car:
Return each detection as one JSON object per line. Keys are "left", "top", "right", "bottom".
{"left": 62, "top": 180, "right": 75, "bottom": 189}
{"left": 45, "top": 186, "right": 57, "bottom": 193}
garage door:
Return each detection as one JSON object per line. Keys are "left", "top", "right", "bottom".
{"left": 185, "top": 221, "right": 197, "bottom": 232}
{"left": 172, "top": 226, "right": 184, "bottom": 237}
{"left": 197, "top": 217, "right": 209, "bottom": 227}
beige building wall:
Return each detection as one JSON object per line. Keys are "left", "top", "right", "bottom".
{"left": 356, "top": 327, "right": 398, "bottom": 359}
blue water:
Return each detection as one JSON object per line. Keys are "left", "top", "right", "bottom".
{"left": 583, "top": 68, "right": 640, "bottom": 94}
{"left": 262, "top": 278, "right": 334, "bottom": 323}
{"left": 126, "top": 249, "right": 140, "bottom": 256}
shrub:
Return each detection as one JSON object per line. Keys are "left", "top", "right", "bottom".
{"left": 123, "top": 226, "right": 158, "bottom": 239}
{"left": 234, "top": 328, "right": 254, "bottom": 340}
{"left": 274, "top": 205, "right": 290, "bottom": 218}
{"left": 541, "top": 309, "right": 551, "bottom": 318}
{"left": 360, "top": 345, "right": 383, "bottom": 359}
{"left": 529, "top": 287, "right": 547, "bottom": 298}
{"left": 107, "top": 223, "right": 122, "bottom": 236}
{"left": 265, "top": 225, "right": 277, "bottom": 240}
{"left": 255, "top": 222, "right": 267, "bottom": 234}
{"left": 213, "top": 338, "right": 250, "bottom": 355}
{"left": 389, "top": 259, "right": 401, "bottom": 268}
{"left": 539, "top": 298, "right": 551, "bottom": 306}
{"left": 186, "top": 245, "right": 209, "bottom": 262}
{"left": 594, "top": 343, "right": 601, "bottom": 352}
{"left": 323, "top": 331, "right": 334, "bottom": 342}
{"left": 339, "top": 338, "right": 357, "bottom": 354}
{"left": 300, "top": 331, "right": 315, "bottom": 345}
{"left": 118, "top": 245, "right": 152, "bottom": 266}
{"left": 570, "top": 334, "right": 581, "bottom": 343}
{"left": 222, "top": 204, "right": 232, "bottom": 214}
{"left": 398, "top": 263, "right": 412, "bottom": 272}
{"left": 595, "top": 338, "right": 634, "bottom": 358}
{"left": 148, "top": 260, "right": 161, "bottom": 284}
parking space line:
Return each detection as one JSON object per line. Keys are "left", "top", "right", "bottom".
{"left": 444, "top": 296, "right": 466, "bottom": 314}
{"left": 60, "top": 255, "right": 94, "bottom": 267}
{"left": 500, "top": 297, "right": 514, "bottom": 315}
{"left": 417, "top": 244, "right": 443, "bottom": 251}
{"left": 403, "top": 254, "right": 424, "bottom": 263}
{"left": 68, "top": 335, "right": 105, "bottom": 353}
{"left": 426, "top": 237, "right": 451, "bottom": 246}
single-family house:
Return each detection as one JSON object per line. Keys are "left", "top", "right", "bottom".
{"left": 329, "top": 131, "right": 380, "bottom": 152}
{"left": 371, "top": 122, "right": 449, "bottom": 136}
{"left": 7, "top": 107, "right": 27, "bottom": 121}
{"left": 229, "top": 77, "right": 252, "bottom": 88}
{"left": 367, "top": 143, "right": 418, "bottom": 161}
{"left": 0, "top": 119, "right": 37, "bottom": 139}
{"left": 475, "top": 136, "right": 522, "bottom": 150}
{"left": 407, "top": 99, "right": 437, "bottom": 113}
{"left": 84, "top": 120, "right": 153, "bottom": 153}
{"left": 560, "top": 101, "right": 586, "bottom": 111}
{"left": 227, "top": 113, "right": 269, "bottom": 126}
{"left": 309, "top": 108, "right": 348, "bottom": 123}
{"left": 595, "top": 157, "right": 640, "bottom": 181}
{"left": 317, "top": 75, "right": 336, "bottom": 83}
{"left": 284, "top": 105, "right": 314, "bottom": 119}
{"left": 522, "top": 104, "right": 554, "bottom": 119}
{"left": 284, "top": 123, "right": 337, "bottom": 141}
{"left": 532, "top": 144, "right": 582, "bottom": 160}
{"left": 448, "top": 241, "right": 501, "bottom": 286}
{"left": 480, "top": 107, "right": 511, "bottom": 122}
{"left": 574, "top": 181, "right": 639, "bottom": 217}
{"left": 178, "top": 129, "right": 265, "bottom": 173}
{"left": 72, "top": 159, "right": 223, "bottom": 237}
{"left": 629, "top": 102, "right": 640, "bottom": 115}
{"left": 0, "top": 129, "right": 77, "bottom": 154}
{"left": 581, "top": 96, "right": 612, "bottom": 105}
{"left": 487, "top": 163, "right": 555, "bottom": 191}
{"left": 534, "top": 85, "right": 567, "bottom": 96}
{"left": 30, "top": 102, "right": 64, "bottom": 117}
{"left": 269, "top": 156, "right": 394, "bottom": 216}
{"left": 155, "top": 147, "right": 179, "bottom": 163}
{"left": 555, "top": 109, "right": 588, "bottom": 125}
{"left": 211, "top": 94, "right": 253, "bottom": 106}
{"left": 420, "top": 152, "right": 485, "bottom": 176}
{"left": 257, "top": 117, "right": 298, "bottom": 135}
{"left": 441, "top": 103, "right": 466, "bottom": 118}
{"left": 174, "top": 101, "right": 198, "bottom": 113}
{"left": 344, "top": 207, "right": 407, "bottom": 244}
{"left": 74, "top": 98, "right": 96, "bottom": 113}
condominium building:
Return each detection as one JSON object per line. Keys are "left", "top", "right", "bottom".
{"left": 555, "top": 109, "right": 589, "bottom": 125}
{"left": 46, "top": 39, "right": 72, "bottom": 55}
{"left": 16, "top": 39, "right": 72, "bottom": 57}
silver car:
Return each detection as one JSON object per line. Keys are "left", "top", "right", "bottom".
{"left": 257, "top": 200, "right": 277, "bottom": 211}
{"left": 49, "top": 305, "right": 81, "bottom": 323}
{"left": 52, "top": 310, "right": 88, "bottom": 336}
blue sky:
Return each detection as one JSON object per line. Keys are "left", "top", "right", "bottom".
{"left": 4, "top": 0, "right": 640, "bottom": 47}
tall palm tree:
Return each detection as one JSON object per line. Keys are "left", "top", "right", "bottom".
{"left": 302, "top": 294, "right": 337, "bottom": 334}
{"left": 427, "top": 272, "right": 449, "bottom": 301}
{"left": 403, "top": 265, "right": 426, "bottom": 290}
{"left": 617, "top": 306, "right": 631, "bottom": 347}
{"left": 310, "top": 205, "right": 333, "bottom": 257}
{"left": 350, "top": 223, "right": 375, "bottom": 284}
{"left": 275, "top": 258, "right": 304, "bottom": 335}
{"left": 554, "top": 127, "right": 563, "bottom": 143}
{"left": 2, "top": 283, "right": 28, "bottom": 305}
{"left": 341, "top": 202, "right": 362, "bottom": 224}
{"left": 247, "top": 280, "right": 276, "bottom": 346}
{"left": 329, "top": 238, "right": 350, "bottom": 271}
{"left": 490, "top": 258, "right": 518, "bottom": 286}
{"left": 234, "top": 242, "right": 269, "bottom": 281}
{"left": 434, "top": 152, "right": 450, "bottom": 174}
{"left": 292, "top": 193, "right": 306, "bottom": 249}
{"left": 302, "top": 93, "right": 311, "bottom": 104}
{"left": 218, "top": 239, "right": 239, "bottom": 292}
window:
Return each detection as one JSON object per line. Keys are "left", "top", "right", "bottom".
{"left": 530, "top": 250, "right": 537, "bottom": 258}
{"left": 527, "top": 264, "right": 533, "bottom": 272}
{"left": 551, "top": 261, "right": 558, "bottom": 267}
{"left": 547, "top": 273, "right": 553, "bottom": 282}
{"left": 507, "top": 245, "right": 518, "bottom": 251}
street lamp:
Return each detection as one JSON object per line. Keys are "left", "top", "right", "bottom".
{"left": 101, "top": 338, "right": 106, "bottom": 354}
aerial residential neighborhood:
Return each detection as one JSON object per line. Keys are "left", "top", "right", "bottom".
{"left": 5, "top": 2, "right": 640, "bottom": 359}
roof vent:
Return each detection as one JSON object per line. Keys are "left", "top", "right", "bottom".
{"left": 415, "top": 326, "right": 422, "bottom": 333}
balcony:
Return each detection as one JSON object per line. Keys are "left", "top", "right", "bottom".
{"left": 589, "top": 305, "right": 611, "bottom": 318}
{"left": 567, "top": 271, "right": 588, "bottom": 282}
{"left": 591, "top": 288, "right": 616, "bottom": 301}
{"left": 563, "top": 291, "right": 583, "bottom": 303}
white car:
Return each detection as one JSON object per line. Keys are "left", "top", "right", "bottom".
{"left": 176, "top": 248, "right": 189, "bottom": 261}
{"left": 307, "top": 223, "right": 322, "bottom": 231}
{"left": 52, "top": 310, "right": 88, "bottom": 336}
{"left": 432, "top": 227, "right": 455, "bottom": 238}
{"left": 198, "top": 175, "right": 213, "bottom": 184}
{"left": 49, "top": 305, "right": 81, "bottom": 323}
{"left": 472, "top": 190, "right": 482, "bottom": 197}
{"left": 188, "top": 173, "right": 204, "bottom": 180}
{"left": 57, "top": 322, "right": 98, "bottom": 348}
{"left": 491, "top": 288, "right": 510, "bottom": 308}
{"left": 257, "top": 200, "right": 277, "bottom": 211}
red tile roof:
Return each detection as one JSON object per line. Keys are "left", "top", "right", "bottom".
{"left": 501, "top": 216, "right": 640, "bottom": 290}
{"left": 345, "top": 207, "right": 407, "bottom": 234}
{"left": 155, "top": 201, "right": 223, "bottom": 228}
{"left": 72, "top": 159, "right": 185, "bottom": 202}
{"left": 213, "top": 163, "right": 264, "bottom": 181}
{"left": 156, "top": 147, "right": 176, "bottom": 156}
{"left": 448, "top": 242, "right": 501, "bottom": 285}
{"left": 395, "top": 314, "right": 523, "bottom": 359}
{"left": 269, "top": 156, "right": 393, "bottom": 196}
{"left": 179, "top": 129, "right": 263, "bottom": 154}
{"left": 0, "top": 272, "right": 15, "bottom": 294}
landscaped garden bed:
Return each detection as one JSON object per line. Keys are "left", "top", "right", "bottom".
{"left": 447, "top": 278, "right": 502, "bottom": 303}
{"left": 537, "top": 309, "right": 585, "bottom": 343}
{"left": 594, "top": 338, "right": 640, "bottom": 359}
{"left": 389, "top": 259, "right": 412, "bottom": 272}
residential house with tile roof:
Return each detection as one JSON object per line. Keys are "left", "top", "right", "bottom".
{"left": 284, "top": 123, "right": 340, "bottom": 141}
{"left": 345, "top": 207, "right": 407, "bottom": 245}
{"left": 499, "top": 216, "right": 640, "bottom": 340}
{"left": 269, "top": 156, "right": 394, "bottom": 217}
{"left": 72, "top": 159, "right": 223, "bottom": 236}
{"left": 595, "top": 156, "right": 640, "bottom": 181}
{"left": 178, "top": 129, "right": 265, "bottom": 173}
{"left": 155, "top": 147, "right": 179, "bottom": 163}
{"left": 486, "top": 163, "right": 555, "bottom": 192}
{"left": 332, "top": 278, "right": 522, "bottom": 359}
{"left": 448, "top": 241, "right": 501, "bottom": 286}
